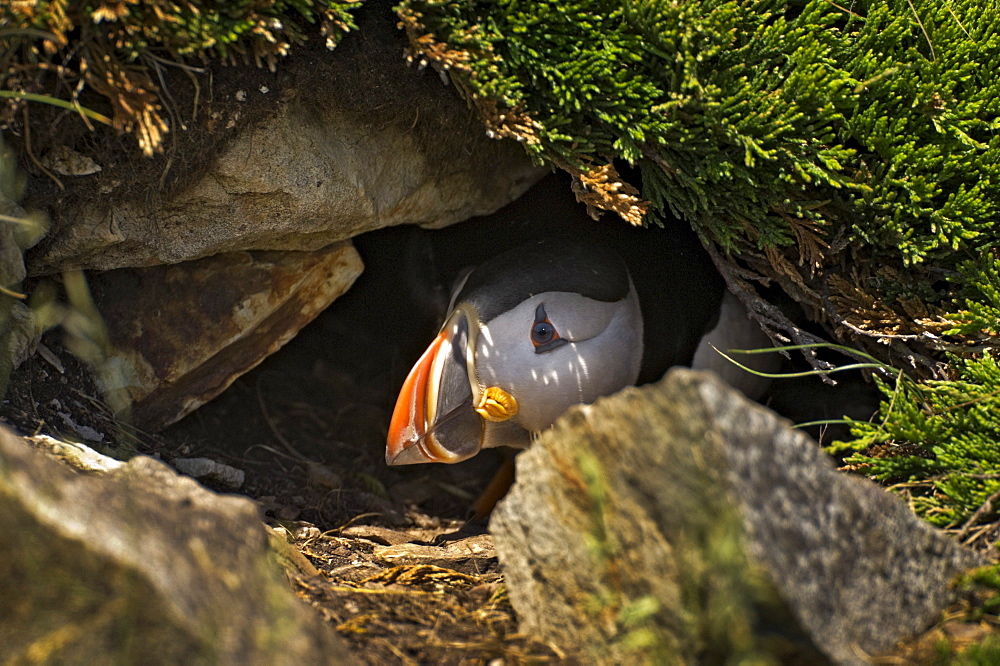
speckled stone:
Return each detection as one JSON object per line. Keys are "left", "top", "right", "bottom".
{"left": 491, "top": 368, "right": 985, "bottom": 664}
{"left": 0, "top": 426, "right": 352, "bottom": 663}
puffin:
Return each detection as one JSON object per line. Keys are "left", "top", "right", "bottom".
{"left": 385, "top": 234, "right": 776, "bottom": 467}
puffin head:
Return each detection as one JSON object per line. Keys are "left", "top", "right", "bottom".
{"left": 386, "top": 238, "right": 643, "bottom": 465}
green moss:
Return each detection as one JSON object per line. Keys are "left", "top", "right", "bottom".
{"left": 920, "top": 566, "right": 1000, "bottom": 664}
{"left": 4, "top": 0, "right": 362, "bottom": 63}
{"left": 948, "top": 254, "right": 1000, "bottom": 340}
{"left": 832, "top": 351, "right": 1000, "bottom": 528}
{"left": 572, "top": 444, "right": 810, "bottom": 663}
{"left": 954, "top": 639, "right": 1000, "bottom": 666}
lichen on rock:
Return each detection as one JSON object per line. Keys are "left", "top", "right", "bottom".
{"left": 491, "top": 369, "right": 986, "bottom": 663}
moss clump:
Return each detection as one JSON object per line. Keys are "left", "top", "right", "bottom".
{"left": 886, "top": 564, "right": 1000, "bottom": 663}
{"left": 939, "top": 566, "right": 1000, "bottom": 664}
{"left": 1, "top": 0, "right": 364, "bottom": 155}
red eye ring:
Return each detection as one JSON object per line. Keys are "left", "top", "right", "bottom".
{"left": 530, "top": 303, "right": 567, "bottom": 353}
{"left": 531, "top": 318, "right": 560, "bottom": 347}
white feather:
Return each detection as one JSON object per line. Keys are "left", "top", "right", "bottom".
{"left": 691, "top": 291, "right": 779, "bottom": 400}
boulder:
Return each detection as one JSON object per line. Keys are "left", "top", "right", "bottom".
{"left": 0, "top": 425, "right": 352, "bottom": 663}
{"left": 490, "top": 369, "right": 985, "bottom": 664}
{"left": 24, "top": 1, "right": 545, "bottom": 275}
{"left": 90, "top": 242, "right": 362, "bottom": 430}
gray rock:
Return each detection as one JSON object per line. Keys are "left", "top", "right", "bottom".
{"left": 0, "top": 205, "right": 27, "bottom": 287}
{"left": 2, "top": 301, "right": 38, "bottom": 370}
{"left": 40, "top": 145, "right": 103, "bottom": 176}
{"left": 490, "top": 369, "right": 985, "bottom": 665}
{"left": 24, "top": 434, "right": 124, "bottom": 473}
{"left": 0, "top": 146, "right": 37, "bottom": 290}
{"left": 0, "top": 426, "right": 352, "bottom": 664}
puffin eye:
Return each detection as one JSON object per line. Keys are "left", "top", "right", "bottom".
{"left": 531, "top": 304, "right": 566, "bottom": 353}
{"left": 531, "top": 321, "right": 555, "bottom": 344}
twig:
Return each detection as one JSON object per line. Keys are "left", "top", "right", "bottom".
{"left": 142, "top": 53, "right": 182, "bottom": 189}
{"left": 957, "top": 487, "right": 1000, "bottom": 542}
{"left": 36, "top": 342, "right": 65, "bottom": 373}
{"left": 887, "top": 338, "right": 950, "bottom": 379}
{"left": 945, "top": 5, "right": 972, "bottom": 38}
{"left": 907, "top": 0, "right": 936, "bottom": 61}
{"left": 21, "top": 106, "right": 64, "bottom": 190}
{"left": 828, "top": 311, "right": 927, "bottom": 342}
{"left": 961, "top": 522, "right": 995, "bottom": 548}
{"left": 704, "top": 241, "right": 840, "bottom": 384}
{"left": 255, "top": 376, "right": 309, "bottom": 460}
{"left": 0, "top": 90, "right": 113, "bottom": 126}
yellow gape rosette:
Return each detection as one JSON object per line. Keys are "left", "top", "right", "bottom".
{"left": 475, "top": 386, "right": 518, "bottom": 422}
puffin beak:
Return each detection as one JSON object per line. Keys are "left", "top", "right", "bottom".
{"left": 386, "top": 309, "right": 485, "bottom": 465}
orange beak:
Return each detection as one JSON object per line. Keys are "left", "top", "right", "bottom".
{"left": 387, "top": 307, "right": 493, "bottom": 465}
{"left": 387, "top": 331, "right": 445, "bottom": 464}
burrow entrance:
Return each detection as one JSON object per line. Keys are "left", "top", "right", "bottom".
{"left": 146, "top": 171, "right": 880, "bottom": 529}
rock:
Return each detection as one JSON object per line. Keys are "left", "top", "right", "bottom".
{"left": 0, "top": 208, "right": 27, "bottom": 287}
{"left": 40, "top": 145, "right": 102, "bottom": 176}
{"left": 490, "top": 368, "right": 986, "bottom": 665}
{"left": 174, "top": 457, "right": 246, "bottom": 490}
{"left": 0, "top": 425, "right": 351, "bottom": 664}
{"left": 267, "top": 525, "right": 322, "bottom": 579}
{"left": 2, "top": 301, "right": 38, "bottom": 370}
{"left": 24, "top": 434, "right": 124, "bottom": 473}
{"left": 90, "top": 242, "right": 363, "bottom": 430}
{"left": 306, "top": 461, "right": 343, "bottom": 490}
{"left": 25, "top": 2, "right": 545, "bottom": 275}
{"left": 53, "top": 405, "right": 107, "bottom": 441}
{"left": 1, "top": 261, "right": 41, "bottom": 398}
